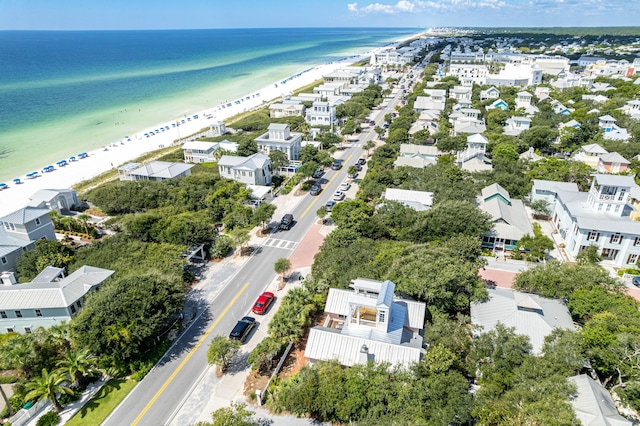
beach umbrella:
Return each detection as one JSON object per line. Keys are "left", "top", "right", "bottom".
{"left": 69, "top": 156, "right": 76, "bottom": 161}
{"left": 13, "top": 178, "right": 21, "bottom": 184}
{"left": 0, "top": 183, "right": 7, "bottom": 189}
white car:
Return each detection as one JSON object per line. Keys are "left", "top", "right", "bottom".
{"left": 339, "top": 181, "right": 351, "bottom": 191}
{"left": 333, "top": 191, "right": 345, "bottom": 201}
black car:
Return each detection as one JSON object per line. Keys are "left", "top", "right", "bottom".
{"left": 312, "top": 168, "right": 324, "bottom": 179}
{"left": 310, "top": 184, "right": 321, "bottom": 196}
{"left": 357, "top": 158, "right": 366, "bottom": 166}
{"left": 229, "top": 316, "right": 256, "bottom": 342}
{"left": 331, "top": 161, "right": 342, "bottom": 170}
{"left": 632, "top": 276, "right": 640, "bottom": 287}
{"left": 279, "top": 214, "right": 294, "bottom": 230}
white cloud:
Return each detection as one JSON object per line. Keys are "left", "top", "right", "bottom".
{"left": 347, "top": 0, "right": 507, "bottom": 15}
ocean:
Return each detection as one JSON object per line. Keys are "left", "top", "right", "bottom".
{"left": 0, "top": 28, "right": 421, "bottom": 182}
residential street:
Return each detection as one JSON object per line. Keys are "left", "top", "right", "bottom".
{"left": 103, "top": 82, "right": 405, "bottom": 426}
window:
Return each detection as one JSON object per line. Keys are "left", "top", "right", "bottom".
{"left": 378, "top": 311, "right": 386, "bottom": 323}
{"left": 606, "top": 204, "right": 612, "bottom": 212}
{"left": 6, "top": 328, "right": 14, "bottom": 333}
{"left": 0, "top": 311, "right": 6, "bottom": 319}
{"left": 14, "top": 311, "right": 22, "bottom": 318}
{"left": 35, "top": 309, "right": 43, "bottom": 317}
{"left": 70, "top": 305, "right": 76, "bottom": 314}
{"left": 573, "top": 224, "right": 578, "bottom": 235}
{"left": 1, "top": 257, "right": 6, "bottom": 265}
{"left": 587, "top": 231, "right": 600, "bottom": 242}
{"left": 76, "top": 300, "right": 82, "bottom": 308}
{"left": 611, "top": 233, "right": 623, "bottom": 244}
{"left": 619, "top": 189, "right": 627, "bottom": 201}
{"left": 615, "top": 205, "right": 621, "bottom": 213}
{"left": 24, "top": 327, "right": 31, "bottom": 334}
{"left": 627, "top": 254, "right": 639, "bottom": 265}
{"left": 598, "top": 204, "right": 603, "bottom": 211}
{"left": 35, "top": 218, "right": 40, "bottom": 225}
{"left": 634, "top": 237, "right": 640, "bottom": 247}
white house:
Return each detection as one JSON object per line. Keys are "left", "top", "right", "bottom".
{"left": 0, "top": 207, "right": 56, "bottom": 273}
{"left": 531, "top": 179, "right": 580, "bottom": 205}
{"left": 549, "top": 174, "right": 640, "bottom": 267}
{"left": 414, "top": 96, "right": 445, "bottom": 112}
{"left": 255, "top": 123, "right": 303, "bottom": 161}
{"left": 619, "top": 99, "right": 640, "bottom": 119}
{"left": 269, "top": 103, "right": 306, "bottom": 118}
{"left": 599, "top": 115, "right": 631, "bottom": 141}
{"left": 480, "top": 86, "right": 500, "bottom": 101}
{"left": 218, "top": 152, "right": 271, "bottom": 186}
{"left": 304, "top": 278, "right": 425, "bottom": 368}
{"left": 471, "top": 287, "right": 575, "bottom": 354}
{"left": 568, "top": 375, "right": 632, "bottom": 425}
{"left": 572, "top": 143, "right": 607, "bottom": 168}
{"left": 182, "top": 140, "right": 238, "bottom": 163}
{"left": 449, "top": 86, "right": 473, "bottom": 103}
{"left": 305, "top": 101, "right": 337, "bottom": 126}
{"left": 515, "top": 91, "right": 533, "bottom": 108}
{"left": 118, "top": 161, "right": 194, "bottom": 181}
{"left": 27, "top": 189, "right": 79, "bottom": 213}
{"left": 0, "top": 265, "right": 114, "bottom": 334}
{"left": 383, "top": 188, "right": 433, "bottom": 211}
{"left": 503, "top": 116, "right": 531, "bottom": 136}
{"left": 456, "top": 133, "right": 490, "bottom": 171}
{"left": 478, "top": 183, "right": 533, "bottom": 252}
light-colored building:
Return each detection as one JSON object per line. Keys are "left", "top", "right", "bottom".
{"left": 304, "top": 278, "right": 425, "bottom": 368}
{"left": 479, "top": 183, "right": 533, "bottom": 252}
{"left": 255, "top": 123, "right": 303, "bottom": 161}
{"left": 550, "top": 174, "right": 640, "bottom": 267}
{"left": 531, "top": 179, "right": 580, "bottom": 205}
{"left": 568, "top": 374, "right": 632, "bottom": 425}
{"left": 27, "top": 189, "right": 79, "bottom": 213}
{"left": 572, "top": 143, "right": 607, "bottom": 168}
{"left": 218, "top": 152, "right": 271, "bottom": 186}
{"left": 383, "top": 188, "right": 433, "bottom": 211}
{"left": 480, "top": 86, "right": 500, "bottom": 101}
{"left": 0, "top": 265, "right": 114, "bottom": 334}
{"left": 118, "top": 161, "right": 194, "bottom": 182}
{"left": 446, "top": 64, "right": 488, "bottom": 85}
{"left": 503, "top": 116, "right": 531, "bottom": 136}
{"left": 269, "top": 103, "right": 306, "bottom": 118}
{"left": 515, "top": 91, "right": 533, "bottom": 108}
{"left": 0, "top": 207, "right": 56, "bottom": 273}
{"left": 456, "top": 133, "right": 490, "bottom": 170}
{"left": 599, "top": 115, "right": 631, "bottom": 142}
{"left": 182, "top": 141, "right": 238, "bottom": 163}
{"left": 471, "top": 287, "right": 575, "bottom": 354}
{"left": 305, "top": 101, "right": 337, "bottom": 126}
{"left": 597, "top": 152, "right": 630, "bottom": 174}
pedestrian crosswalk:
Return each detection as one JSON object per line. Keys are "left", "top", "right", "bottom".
{"left": 263, "top": 238, "right": 298, "bottom": 251}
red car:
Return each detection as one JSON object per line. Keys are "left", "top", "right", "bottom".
{"left": 252, "top": 292, "right": 275, "bottom": 315}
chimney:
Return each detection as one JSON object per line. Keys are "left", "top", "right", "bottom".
{"left": 1, "top": 271, "right": 17, "bottom": 286}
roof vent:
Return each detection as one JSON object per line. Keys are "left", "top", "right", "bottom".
{"left": 1, "top": 271, "right": 17, "bottom": 286}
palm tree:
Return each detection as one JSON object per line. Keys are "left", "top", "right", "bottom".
{"left": 46, "top": 322, "right": 71, "bottom": 354}
{"left": 56, "top": 349, "right": 96, "bottom": 390}
{"left": 24, "top": 369, "right": 73, "bottom": 413}
{"left": 77, "top": 214, "right": 91, "bottom": 235}
{"left": 274, "top": 257, "right": 291, "bottom": 282}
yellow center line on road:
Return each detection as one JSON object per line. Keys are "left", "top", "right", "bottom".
{"left": 131, "top": 280, "right": 252, "bottom": 426}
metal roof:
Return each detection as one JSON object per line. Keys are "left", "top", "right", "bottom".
{"left": 481, "top": 183, "right": 511, "bottom": 202}
{"left": 593, "top": 174, "right": 637, "bottom": 188}
{"left": 599, "top": 152, "right": 630, "bottom": 164}
{"left": 384, "top": 188, "right": 433, "bottom": 211}
{"left": 130, "top": 161, "right": 194, "bottom": 179}
{"left": 568, "top": 374, "right": 632, "bottom": 426}
{"left": 0, "top": 207, "right": 50, "bottom": 225}
{"left": 532, "top": 179, "right": 579, "bottom": 194}
{"left": 27, "top": 189, "right": 77, "bottom": 207}
{"left": 304, "top": 327, "right": 423, "bottom": 368}
{"left": 0, "top": 265, "right": 114, "bottom": 310}
{"left": 471, "top": 287, "right": 575, "bottom": 354}
{"left": 556, "top": 190, "right": 640, "bottom": 234}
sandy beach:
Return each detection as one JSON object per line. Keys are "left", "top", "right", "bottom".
{"left": 0, "top": 34, "right": 422, "bottom": 218}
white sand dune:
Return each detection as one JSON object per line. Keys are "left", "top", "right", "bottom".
{"left": 0, "top": 35, "right": 421, "bottom": 217}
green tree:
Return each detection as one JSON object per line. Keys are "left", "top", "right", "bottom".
{"left": 16, "top": 240, "right": 75, "bottom": 282}
{"left": 253, "top": 203, "right": 277, "bottom": 231}
{"left": 206, "top": 336, "right": 241, "bottom": 373}
{"left": 24, "top": 368, "right": 73, "bottom": 413}
{"left": 530, "top": 199, "right": 552, "bottom": 217}
{"left": 268, "top": 150, "right": 289, "bottom": 172}
{"left": 316, "top": 205, "right": 328, "bottom": 223}
{"left": 519, "top": 126, "right": 558, "bottom": 151}
{"left": 347, "top": 165, "right": 358, "bottom": 178}
{"left": 77, "top": 213, "right": 91, "bottom": 235}
{"left": 576, "top": 244, "right": 602, "bottom": 265}
{"left": 274, "top": 257, "right": 292, "bottom": 281}
{"left": 196, "top": 402, "right": 260, "bottom": 426}
{"left": 56, "top": 348, "right": 95, "bottom": 390}
{"left": 364, "top": 139, "right": 376, "bottom": 156}
{"left": 515, "top": 223, "right": 554, "bottom": 262}
{"left": 492, "top": 143, "right": 520, "bottom": 161}
{"left": 156, "top": 211, "right": 217, "bottom": 248}
{"left": 248, "top": 338, "right": 285, "bottom": 374}
{"left": 237, "top": 139, "right": 258, "bottom": 157}
{"left": 229, "top": 228, "right": 251, "bottom": 255}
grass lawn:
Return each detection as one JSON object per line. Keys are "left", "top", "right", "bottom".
{"left": 65, "top": 378, "right": 137, "bottom": 426}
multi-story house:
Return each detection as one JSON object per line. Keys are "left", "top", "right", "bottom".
{"left": 217, "top": 152, "right": 271, "bottom": 186}
{"left": 549, "top": 174, "right": 640, "bottom": 267}
{"left": 182, "top": 141, "right": 238, "bottom": 163}
{"left": 255, "top": 123, "right": 302, "bottom": 161}
{"left": 305, "top": 101, "right": 337, "bottom": 126}
{"left": 0, "top": 207, "right": 56, "bottom": 273}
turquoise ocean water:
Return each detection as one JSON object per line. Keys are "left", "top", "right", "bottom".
{"left": 0, "top": 28, "right": 421, "bottom": 182}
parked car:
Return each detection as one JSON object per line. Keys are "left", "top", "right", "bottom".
{"left": 326, "top": 200, "right": 336, "bottom": 212}
{"left": 339, "top": 181, "right": 351, "bottom": 191}
{"left": 252, "top": 292, "right": 275, "bottom": 315}
{"left": 229, "top": 316, "right": 256, "bottom": 342}
{"left": 348, "top": 171, "right": 358, "bottom": 179}
{"left": 333, "top": 190, "right": 345, "bottom": 201}
{"left": 331, "top": 161, "right": 342, "bottom": 170}
{"left": 357, "top": 158, "right": 366, "bottom": 166}
{"left": 312, "top": 168, "right": 324, "bottom": 179}
{"left": 310, "top": 184, "right": 321, "bottom": 196}
{"left": 353, "top": 163, "right": 362, "bottom": 171}
{"left": 632, "top": 276, "right": 640, "bottom": 287}
{"left": 279, "top": 214, "right": 294, "bottom": 230}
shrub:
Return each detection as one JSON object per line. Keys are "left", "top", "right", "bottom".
{"left": 0, "top": 375, "right": 18, "bottom": 384}
{"left": 36, "top": 411, "right": 59, "bottom": 426}
{"left": 280, "top": 187, "right": 292, "bottom": 195}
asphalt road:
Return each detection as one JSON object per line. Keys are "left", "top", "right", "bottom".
{"left": 103, "top": 74, "right": 407, "bottom": 426}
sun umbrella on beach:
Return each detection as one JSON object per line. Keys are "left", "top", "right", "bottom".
{"left": 0, "top": 183, "right": 7, "bottom": 190}
{"left": 13, "top": 178, "right": 21, "bottom": 184}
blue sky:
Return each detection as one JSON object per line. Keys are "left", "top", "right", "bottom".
{"left": 0, "top": 0, "right": 638, "bottom": 30}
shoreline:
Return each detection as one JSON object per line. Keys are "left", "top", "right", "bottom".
{"left": 0, "top": 31, "right": 424, "bottom": 217}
